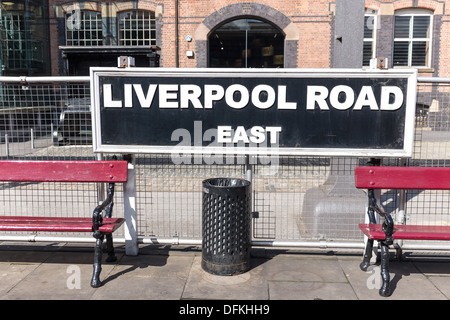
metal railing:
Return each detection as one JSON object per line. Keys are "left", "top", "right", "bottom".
{"left": 0, "top": 75, "right": 448, "bottom": 251}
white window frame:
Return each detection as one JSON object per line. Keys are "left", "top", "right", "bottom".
{"left": 118, "top": 10, "right": 156, "bottom": 46}
{"left": 363, "top": 9, "right": 378, "bottom": 67}
{"left": 393, "top": 9, "right": 433, "bottom": 68}
{"left": 65, "top": 10, "right": 103, "bottom": 46}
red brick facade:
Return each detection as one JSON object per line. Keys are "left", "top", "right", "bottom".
{"left": 46, "top": 0, "right": 449, "bottom": 77}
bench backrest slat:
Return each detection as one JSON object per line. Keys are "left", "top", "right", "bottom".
{"left": 0, "top": 160, "right": 128, "bottom": 183}
{"left": 355, "top": 166, "right": 450, "bottom": 190}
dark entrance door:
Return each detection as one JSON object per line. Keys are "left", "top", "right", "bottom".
{"left": 209, "top": 18, "right": 285, "bottom": 68}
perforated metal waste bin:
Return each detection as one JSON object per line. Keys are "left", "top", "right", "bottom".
{"left": 202, "top": 178, "right": 251, "bottom": 275}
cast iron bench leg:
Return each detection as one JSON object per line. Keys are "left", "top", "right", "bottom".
{"left": 379, "top": 242, "right": 391, "bottom": 297}
{"left": 104, "top": 201, "right": 117, "bottom": 263}
{"left": 360, "top": 239, "right": 374, "bottom": 271}
{"left": 378, "top": 214, "right": 394, "bottom": 296}
{"left": 91, "top": 234, "right": 104, "bottom": 288}
{"left": 105, "top": 233, "right": 117, "bottom": 262}
{"left": 394, "top": 243, "right": 403, "bottom": 261}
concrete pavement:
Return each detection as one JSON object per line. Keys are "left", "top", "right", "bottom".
{"left": 0, "top": 173, "right": 446, "bottom": 307}
{"left": 0, "top": 242, "right": 448, "bottom": 303}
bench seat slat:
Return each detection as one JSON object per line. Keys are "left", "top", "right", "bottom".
{"left": 0, "top": 216, "right": 124, "bottom": 233}
{"left": 355, "top": 166, "right": 450, "bottom": 190}
{"left": 359, "top": 223, "right": 450, "bottom": 241}
{"left": 0, "top": 160, "right": 128, "bottom": 183}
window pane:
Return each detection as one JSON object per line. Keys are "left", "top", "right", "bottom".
{"left": 364, "top": 16, "right": 374, "bottom": 38}
{"left": 393, "top": 41, "right": 409, "bottom": 66}
{"left": 394, "top": 16, "right": 411, "bottom": 38}
{"left": 413, "top": 16, "right": 430, "bottom": 38}
{"left": 363, "top": 41, "right": 373, "bottom": 66}
{"left": 411, "top": 41, "right": 428, "bottom": 66}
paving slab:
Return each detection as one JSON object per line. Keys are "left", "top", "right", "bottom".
{"left": 182, "top": 256, "right": 269, "bottom": 300}
{"left": 2, "top": 251, "right": 101, "bottom": 299}
{"left": 338, "top": 257, "right": 448, "bottom": 300}
{"left": 92, "top": 253, "right": 194, "bottom": 300}
{"left": 268, "top": 281, "right": 357, "bottom": 300}
{"left": 263, "top": 254, "right": 357, "bottom": 300}
{"left": 428, "top": 276, "right": 450, "bottom": 298}
{"left": 0, "top": 262, "right": 40, "bottom": 296}
{"left": 92, "top": 274, "right": 187, "bottom": 300}
{"left": 262, "top": 254, "right": 349, "bottom": 283}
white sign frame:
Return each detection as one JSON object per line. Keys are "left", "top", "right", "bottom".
{"left": 90, "top": 67, "right": 417, "bottom": 157}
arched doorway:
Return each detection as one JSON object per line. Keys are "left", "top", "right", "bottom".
{"left": 209, "top": 18, "right": 285, "bottom": 68}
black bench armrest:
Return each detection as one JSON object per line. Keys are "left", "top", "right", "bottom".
{"left": 367, "top": 189, "right": 394, "bottom": 245}
{"left": 92, "top": 182, "right": 116, "bottom": 238}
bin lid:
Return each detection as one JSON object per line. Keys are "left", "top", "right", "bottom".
{"left": 203, "top": 178, "right": 250, "bottom": 187}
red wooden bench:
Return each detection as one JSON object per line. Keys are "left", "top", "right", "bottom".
{"left": 355, "top": 166, "right": 450, "bottom": 297}
{"left": 0, "top": 159, "right": 128, "bottom": 288}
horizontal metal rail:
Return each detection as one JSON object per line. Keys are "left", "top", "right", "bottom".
{"left": 417, "top": 77, "right": 450, "bottom": 83}
{"left": 0, "top": 75, "right": 448, "bottom": 84}
{"left": 0, "top": 76, "right": 89, "bottom": 83}
{"left": 1, "top": 235, "right": 450, "bottom": 253}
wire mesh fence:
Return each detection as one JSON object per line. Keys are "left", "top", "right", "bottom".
{"left": 0, "top": 76, "right": 448, "bottom": 248}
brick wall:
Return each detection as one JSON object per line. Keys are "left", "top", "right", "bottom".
{"left": 172, "top": 0, "right": 332, "bottom": 68}
{"left": 46, "top": 0, "right": 450, "bottom": 76}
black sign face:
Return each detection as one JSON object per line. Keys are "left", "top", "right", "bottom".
{"left": 90, "top": 68, "right": 417, "bottom": 157}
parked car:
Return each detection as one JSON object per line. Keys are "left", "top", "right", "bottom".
{"left": 53, "top": 97, "right": 91, "bottom": 146}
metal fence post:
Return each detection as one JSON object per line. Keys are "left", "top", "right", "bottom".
{"left": 123, "top": 154, "right": 138, "bottom": 255}
{"left": 30, "top": 128, "right": 34, "bottom": 149}
{"left": 4, "top": 134, "right": 8, "bottom": 157}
